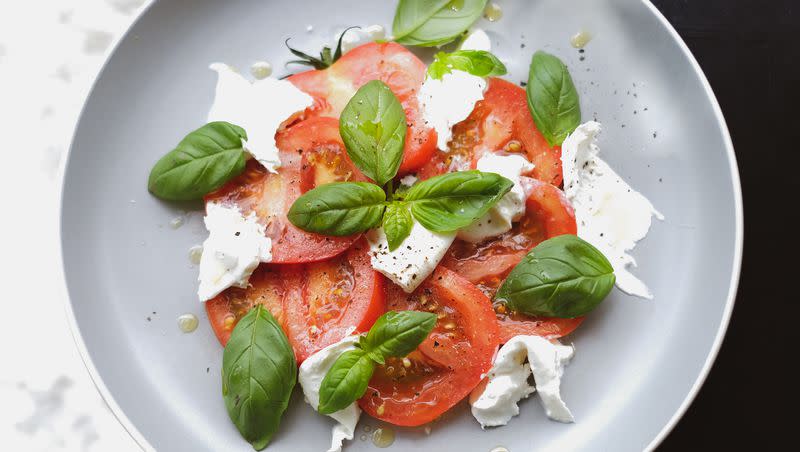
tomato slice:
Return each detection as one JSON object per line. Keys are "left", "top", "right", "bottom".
{"left": 359, "top": 267, "right": 499, "bottom": 426}
{"left": 282, "top": 238, "right": 386, "bottom": 363}
{"left": 206, "top": 239, "right": 385, "bottom": 362}
{"left": 441, "top": 179, "right": 582, "bottom": 343}
{"left": 205, "top": 266, "right": 288, "bottom": 346}
{"left": 417, "top": 77, "right": 563, "bottom": 185}
{"left": 205, "top": 117, "right": 365, "bottom": 263}
{"left": 288, "top": 42, "right": 437, "bottom": 175}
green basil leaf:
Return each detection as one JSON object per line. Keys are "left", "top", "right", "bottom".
{"left": 147, "top": 121, "right": 247, "bottom": 201}
{"left": 382, "top": 203, "right": 413, "bottom": 251}
{"left": 404, "top": 170, "right": 513, "bottom": 232}
{"left": 495, "top": 234, "right": 615, "bottom": 318}
{"left": 339, "top": 80, "right": 406, "bottom": 186}
{"left": 316, "top": 310, "right": 435, "bottom": 415}
{"left": 428, "top": 50, "right": 507, "bottom": 80}
{"left": 526, "top": 51, "right": 581, "bottom": 147}
{"left": 362, "top": 311, "right": 437, "bottom": 364}
{"left": 222, "top": 305, "right": 297, "bottom": 450}
{"left": 287, "top": 182, "right": 386, "bottom": 236}
{"left": 393, "top": 0, "right": 488, "bottom": 47}
{"left": 317, "top": 348, "right": 375, "bottom": 415}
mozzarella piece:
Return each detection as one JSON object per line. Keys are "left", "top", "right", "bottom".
{"left": 418, "top": 70, "right": 487, "bottom": 151}
{"left": 399, "top": 174, "right": 418, "bottom": 187}
{"left": 458, "top": 153, "right": 535, "bottom": 243}
{"left": 298, "top": 336, "right": 361, "bottom": 452}
{"left": 340, "top": 25, "right": 386, "bottom": 53}
{"left": 367, "top": 221, "right": 456, "bottom": 293}
{"left": 460, "top": 28, "right": 492, "bottom": 52}
{"left": 208, "top": 63, "right": 313, "bottom": 173}
{"left": 197, "top": 203, "right": 272, "bottom": 301}
{"left": 416, "top": 28, "right": 495, "bottom": 152}
{"left": 470, "top": 336, "right": 574, "bottom": 427}
{"left": 561, "top": 122, "right": 663, "bottom": 298}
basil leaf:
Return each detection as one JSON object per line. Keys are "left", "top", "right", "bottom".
{"left": 287, "top": 182, "right": 386, "bottom": 236}
{"left": 393, "top": 0, "right": 488, "bottom": 47}
{"left": 148, "top": 121, "right": 247, "bottom": 201}
{"left": 316, "top": 311, "right": 435, "bottom": 415}
{"left": 382, "top": 203, "right": 413, "bottom": 251}
{"left": 339, "top": 80, "right": 406, "bottom": 186}
{"left": 222, "top": 305, "right": 297, "bottom": 450}
{"left": 317, "top": 348, "right": 375, "bottom": 415}
{"left": 362, "top": 311, "right": 437, "bottom": 364}
{"left": 404, "top": 170, "right": 514, "bottom": 232}
{"left": 526, "top": 51, "right": 581, "bottom": 147}
{"left": 428, "top": 50, "right": 507, "bottom": 80}
{"left": 495, "top": 235, "right": 615, "bottom": 318}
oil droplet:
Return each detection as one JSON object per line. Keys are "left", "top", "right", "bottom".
{"left": 490, "top": 447, "right": 509, "bottom": 452}
{"left": 169, "top": 216, "right": 184, "bottom": 229}
{"left": 484, "top": 3, "right": 503, "bottom": 22}
{"left": 363, "top": 425, "right": 372, "bottom": 433}
{"left": 250, "top": 61, "right": 273, "bottom": 79}
{"left": 188, "top": 245, "right": 203, "bottom": 265}
{"left": 178, "top": 313, "right": 199, "bottom": 333}
{"left": 449, "top": 0, "right": 464, "bottom": 12}
{"left": 371, "top": 427, "right": 395, "bottom": 448}
{"left": 359, "top": 434, "right": 367, "bottom": 441}
{"left": 570, "top": 31, "right": 593, "bottom": 49}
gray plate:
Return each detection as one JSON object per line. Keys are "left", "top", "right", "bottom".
{"left": 59, "top": 0, "right": 742, "bottom": 451}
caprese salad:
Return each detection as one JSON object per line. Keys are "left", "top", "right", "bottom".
{"left": 146, "top": 1, "right": 661, "bottom": 450}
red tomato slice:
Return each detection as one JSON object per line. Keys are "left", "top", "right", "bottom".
{"left": 359, "top": 267, "right": 499, "bottom": 426}
{"left": 288, "top": 42, "right": 437, "bottom": 175}
{"left": 282, "top": 238, "right": 386, "bottom": 363}
{"left": 205, "top": 266, "right": 287, "bottom": 346}
{"left": 206, "top": 239, "right": 385, "bottom": 362}
{"left": 205, "top": 117, "right": 365, "bottom": 263}
{"left": 441, "top": 179, "right": 583, "bottom": 343}
{"left": 417, "top": 77, "right": 563, "bottom": 185}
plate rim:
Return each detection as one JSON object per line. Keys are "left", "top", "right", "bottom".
{"left": 56, "top": 1, "right": 744, "bottom": 451}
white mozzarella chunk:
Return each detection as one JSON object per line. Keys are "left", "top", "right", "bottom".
{"left": 458, "top": 153, "right": 535, "bottom": 243}
{"left": 340, "top": 25, "right": 386, "bottom": 53}
{"left": 561, "top": 122, "right": 663, "bottom": 298}
{"left": 399, "top": 174, "right": 418, "bottom": 187}
{"left": 418, "top": 70, "right": 487, "bottom": 151}
{"left": 208, "top": 63, "right": 313, "bottom": 173}
{"left": 367, "top": 221, "right": 456, "bottom": 293}
{"left": 470, "top": 335, "right": 575, "bottom": 427}
{"left": 298, "top": 336, "right": 361, "bottom": 452}
{"left": 416, "top": 28, "right": 492, "bottom": 152}
{"left": 197, "top": 203, "right": 272, "bottom": 301}
{"left": 460, "top": 28, "right": 492, "bottom": 51}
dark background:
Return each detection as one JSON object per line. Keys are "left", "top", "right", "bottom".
{"left": 651, "top": 0, "right": 797, "bottom": 449}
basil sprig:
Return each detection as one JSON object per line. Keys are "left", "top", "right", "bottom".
{"left": 339, "top": 80, "right": 407, "bottom": 187}
{"left": 526, "top": 51, "right": 581, "bottom": 147}
{"left": 318, "top": 311, "right": 436, "bottom": 414}
{"left": 288, "top": 170, "right": 512, "bottom": 247}
{"left": 393, "top": 0, "right": 488, "bottom": 47}
{"left": 428, "top": 50, "right": 507, "bottom": 80}
{"left": 148, "top": 121, "right": 247, "bottom": 201}
{"left": 222, "top": 305, "right": 297, "bottom": 450}
{"left": 495, "top": 235, "right": 615, "bottom": 318}
{"left": 288, "top": 79, "right": 513, "bottom": 250}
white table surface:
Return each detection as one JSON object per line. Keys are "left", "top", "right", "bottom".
{"left": 0, "top": 1, "right": 147, "bottom": 450}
